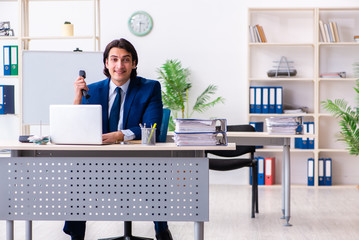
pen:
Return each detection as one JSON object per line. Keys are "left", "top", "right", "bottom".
{"left": 147, "top": 123, "right": 157, "bottom": 144}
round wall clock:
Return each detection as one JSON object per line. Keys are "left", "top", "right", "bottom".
{"left": 128, "top": 11, "right": 153, "bottom": 36}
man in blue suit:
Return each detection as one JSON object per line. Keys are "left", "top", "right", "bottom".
{"left": 63, "top": 38, "right": 173, "bottom": 240}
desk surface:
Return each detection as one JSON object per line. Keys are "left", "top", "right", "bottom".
{"left": 0, "top": 141, "right": 235, "bottom": 151}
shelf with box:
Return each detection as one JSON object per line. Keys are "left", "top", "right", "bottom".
{"left": 248, "top": 8, "right": 359, "bottom": 187}
{"left": 0, "top": 0, "right": 101, "bottom": 140}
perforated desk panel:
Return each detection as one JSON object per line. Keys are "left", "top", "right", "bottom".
{"left": 0, "top": 157, "right": 209, "bottom": 222}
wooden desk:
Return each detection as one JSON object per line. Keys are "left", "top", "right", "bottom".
{"left": 0, "top": 142, "right": 235, "bottom": 240}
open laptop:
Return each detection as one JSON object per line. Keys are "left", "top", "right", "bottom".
{"left": 50, "top": 105, "right": 103, "bottom": 145}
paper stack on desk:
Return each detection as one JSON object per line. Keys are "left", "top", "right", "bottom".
{"left": 174, "top": 119, "right": 227, "bottom": 146}
{"left": 266, "top": 116, "right": 301, "bottom": 135}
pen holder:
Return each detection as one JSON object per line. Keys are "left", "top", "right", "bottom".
{"left": 141, "top": 128, "right": 156, "bottom": 145}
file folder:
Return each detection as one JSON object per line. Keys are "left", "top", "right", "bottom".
{"left": 10, "top": 45, "right": 18, "bottom": 76}
{"left": 265, "top": 157, "right": 275, "bottom": 185}
{"left": 249, "top": 87, "right": 255, "bottom": 113}
{"left": 294, "top": 137, "right": 302, "bottom": 149}
{"left": 275, "top": 86, "right": 283, "bottom": 113}
{"left": 325, "top": 158, "right": 332, "bottom": 186}
{"left": 307, "top": 158, "right": 314, "bottom": 186}
{"left": 269, "top": 87, "right": 276, "bottom": 113}
{"left": 301, "top": 123, "right": 308, "bottom": 149}
{"left": 262, "top": 87, "right": 269, "bottom": 113}
{"left": 318, "top": 158, "right": 325, "bottom": 186}
{"left": 0, "top": 85, "right": 15, "bottom": 114}
{"left": 3, "top": 46, "right": 11, "bottom": 76}
{"left": 257, "top": 157, "right": 265, "bottom": 185}
{"left": 307, "top": 122, "right": 315, "bottom": 149}
{"left": 255, "top": 87, "right": 262, "bottom": 113}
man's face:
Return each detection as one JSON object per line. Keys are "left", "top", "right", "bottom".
{"left": 106, "top": 47, "right": 136, "bottom": 86}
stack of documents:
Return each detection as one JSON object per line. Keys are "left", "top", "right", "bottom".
{"left": 174, "top": 119, "right": 227, "bottom": 146}
{"left": 266, "top": 116, "right": 301, "bottom": 135}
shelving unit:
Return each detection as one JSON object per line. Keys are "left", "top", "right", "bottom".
{"left": 0, "top": 0, "right": 100, "bottom": 139}
{"left": 248, "top": 8, "right": 359, "bottom": 187}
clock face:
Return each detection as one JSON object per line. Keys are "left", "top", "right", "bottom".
{"left": 128, "top": 11, "right": 153, "bottom": 36}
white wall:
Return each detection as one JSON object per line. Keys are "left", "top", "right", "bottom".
{"left": 100, "top": 0, "right": 359, "bottom": 124}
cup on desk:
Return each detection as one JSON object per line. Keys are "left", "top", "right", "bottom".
{"left": 141, "top": 127, "right": 156, "bottom": 145}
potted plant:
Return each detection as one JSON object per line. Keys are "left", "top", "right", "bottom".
{"left": 321, "top": 64, "right": 359, "bottom": 155}
{"left": 157, "top": 59, "right": 225, "bottom": 131}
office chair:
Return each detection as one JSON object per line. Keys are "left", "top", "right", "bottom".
{"left": 99, "top": 109, "right": 171, "bottom": 240}
{"left": 205, "top": 124, "right": 258, "bottom": 218}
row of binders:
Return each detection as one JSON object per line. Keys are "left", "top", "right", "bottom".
{"left": 3, "top": 45, "right": 18, "bottom": 76}
{"left": 250, "top": 157, "right": 275, "bottom": 185}
{"left": 173, "top": 119, "right": 227, "bottom": 146}
{"left": 0, "top": 85, "right": 15, "bottom": 114}
{"left": 249, "top": 86, "right": 283, "bottom": 114}
{"left": 307, "top": 158, "right": 332, "bottom": 186}
{"left": 295, "top": 122, "right": 315, "bottom": 149}
{"left": 319, "top": 20, "right": 340, "bottom": 43}
{"left": 249, "top": 24, "right": 267, "bottom": 43}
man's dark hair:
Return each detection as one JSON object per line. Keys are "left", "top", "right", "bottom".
{"left": 103, "top": 38, "right": 138, "bottom": 79}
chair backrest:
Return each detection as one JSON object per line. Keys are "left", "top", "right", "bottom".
{"left": 158, "top": 108, "right": 171, "bottom": 143}
{"left": 227, "top": 124, "right": 255, "bottom": 132}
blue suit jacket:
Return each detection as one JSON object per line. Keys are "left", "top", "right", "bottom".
{"left": 81, "top": 76, "right": 163, "bottom": 140}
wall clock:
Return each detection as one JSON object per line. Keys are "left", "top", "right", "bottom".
{"left": 128, "top": 11, "right": 153, "bottom": 36}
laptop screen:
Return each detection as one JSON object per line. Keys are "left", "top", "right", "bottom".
{"left": 49, "top": 105, "right": 103, "bottom": 145}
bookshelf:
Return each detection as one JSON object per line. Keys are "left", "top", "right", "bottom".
{"left": 248, "top": 8, "right": 359, "bottom": 187}
{"left": 0, "top": 0, "right": 100, "bottom": 140}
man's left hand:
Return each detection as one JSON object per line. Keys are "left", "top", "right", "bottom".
{"left": 102, "top": 131, "right": 124, "bottom": 143}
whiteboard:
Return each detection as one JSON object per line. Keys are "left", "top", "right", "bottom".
{"left": 22, "top": 51, "right": 105, "bottom": 124}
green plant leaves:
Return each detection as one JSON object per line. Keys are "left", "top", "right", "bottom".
{"left": 157, "top": 59, "right": 225, "bottom": 131}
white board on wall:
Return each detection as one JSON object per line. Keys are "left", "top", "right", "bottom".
{"left": 22, "top": 51, "right": 105, "bottom": 124}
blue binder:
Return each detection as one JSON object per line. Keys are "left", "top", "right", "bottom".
{"left": 3, "top": 46, "right": 11, "bottom": 76}
{"left": 249, "top": 87, "right": 255, "bottom": 113}
{"left": 307, "top": 158, "right": 314, "bottom": 186}
{"left": 257, "top": 157, "right": 265, "bottom": 185}
{"left": 324, "top": 158, "right": 332, "bottom": 186}
{"left": 269, "top": 87, "right": 276, "bottom": 113}
{"left": 294, "top": 137, "right": 302, "bottom": 149}
{"left": 0, "top": 85, "right": 15, "bottom": 114}
{"left": 255, "top": 87, "right": 262, "bottom": 113}
{"left": 307, "top": 122, "right": 315, "bottom": 149}
{"left": 262, "top": 87, "right": 269, "bottom": 113}
{"left": 318, "top": 158, "right": 325, "bottom": 186}
{"left": 301, "top": 123, "right": 308, "bottom": 149}
{"left": 275, "top": 86, "right": 283, "bottom": 113}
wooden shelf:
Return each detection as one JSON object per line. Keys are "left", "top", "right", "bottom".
{"left": 248, "top": 8, "right": 359, "bottom": 187}
{"left": 22, "top": 36, "right": 99, "bottom": 40}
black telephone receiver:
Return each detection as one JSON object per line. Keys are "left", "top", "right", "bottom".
{"left": 79, "top": 70, "right": 90, "bottom": 99}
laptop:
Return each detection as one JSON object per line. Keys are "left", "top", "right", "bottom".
{"left": 50, "top": 105, "right": 103, "bottom": 145}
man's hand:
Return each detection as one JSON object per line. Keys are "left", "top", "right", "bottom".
{"left": 102, "top": 131, "right": 124, "bottom": 144}
{"left": 73, "top": 76, "right": 89, "bottom": 104}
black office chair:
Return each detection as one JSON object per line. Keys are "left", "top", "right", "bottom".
{"left": 99, "top": 109, "right": 171, "bottom": 240}
{"left": 205, "top": 124, "right": 258, "bottom": 218}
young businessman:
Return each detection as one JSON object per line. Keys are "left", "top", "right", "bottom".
{"left": 63, "top": 38, "right": 173, "bottom": 240}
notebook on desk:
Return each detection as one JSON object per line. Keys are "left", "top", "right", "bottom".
{"left": 49, "top": 105, "right": 103, "bottom": 145}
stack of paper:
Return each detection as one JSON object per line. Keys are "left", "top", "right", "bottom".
{"left": 174, "top": 119, "right": 227, "bottom": 146}
{"left": 266, "top": 116, "right": 301, "bottom": 135}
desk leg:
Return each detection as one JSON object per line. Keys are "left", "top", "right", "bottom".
{"left": 194, "top": 222, "right": 204, "bottom": 240}
{"left": 281, "top": 149, "right": 285, "bottom": 219}
{"left": 25, "top": 221, "right": 32, "bottom": 240}
{"left": 6, "top": 220, "right": 14, "bottom": 240}
{"left": 283, "top": 139, "right": 292, "bottom": 227}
